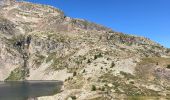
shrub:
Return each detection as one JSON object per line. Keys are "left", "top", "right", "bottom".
{"left": 167, "top": 65, "right": 170, "bottom": 69}
{"left": 94, "top": 53, "right": 103, "bottom": 60}
{"left": 120, "top": 71, "right": 134, "bottom": 79}
{"left": 101, "top": 86, "right": 105, "bottom": 91}
{"left": 71, "top": 96, "right": 76, "bottom": 100}
{"left": 73, "top": 71, "right": 77, "bottom": 77}
{"left": 87, "top": 59, "right": 91, "bottom": 63}
{"left": 110, "top": 61, "right": 115, "bottom": 68}
{"left": 68, "top": 77, "right": 71, "bottom": 80}
{"left": 83, "top": 69, "right": 86, "bottom": 73}
{"left": 156, "top": 62, "right": 159, "bottom": 65}
{"left": 5, "top": 67, "right": 25, "bottom": 81}
{"left": 129, "top": 81, "right": 135, "bottom": 84}
{"left": 91, "top": 85, "right": 96, "bottom": 91}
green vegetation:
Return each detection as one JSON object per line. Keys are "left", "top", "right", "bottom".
{"left": 120, "top": 71, "right": 135, "bottom": 79}
{"left": 89, "top": 96, "right": 110, "bottom": 100}
{"left": 167, "top": 64, "right": 170, "bottom": 69}
{"left": 5, "top": 67, "right": 25, "bottom": 81}
{"left": 110, "top": 61, "right": 115, "bottom": 68}
{"left": 70, "top": 96, "right": 76, "bottom": 100}
{"left": 34, "top": 54, "right": 46, "bottom": 67}
{"left": 82, "top": 69, "right": 86, "bottom": 73}
{"left": 99, "top": 86, "right": 105, "bottom": 91}
{"left": 101, "top": 86, "right": 105, "bottom": 91}
{"left": 99, "top": 72, "right": 158, "bottom": 96}
{"left": 65, "top": 75, "right": 84, "bottom": 89}
{"left": 73, "top": 71, "right": 77, "bottom": 77}
{"left": 36, "top": 54, "right": 46, "bottom": 60}
{"left": 73, "top": 55, "right": 86, "bottom": 65}
{"left": 33, "top": 31, "right": 70, "bottom": 44}
{"left": 46, "top": 52, "right": 56, "bottom": 62}
{"left": 94, "top": 53, "right": 103, "bottom": 60}
{"left": 50, "top": 59, "right": 66, "bottom": 70}
{"left": 7, "top": 35, "right": 25, "bottom": 45}
{"left": 46, "top": 52, "right": 66, "bottom": 70}
{"left": 87, "top": 59, "right": 91, "bottom": 63}
{"left": 129, "top": 81, "right": 135, "bottom": 84}
{"left": 91, "top": 85, "right": 96, "bottom": 91}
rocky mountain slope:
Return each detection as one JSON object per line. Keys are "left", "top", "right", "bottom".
{"left": 0, "top": 0, "right": 170, "bottom": 99}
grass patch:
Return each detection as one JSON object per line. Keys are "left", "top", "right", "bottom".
{"left": 50, "top": 59, "right": 67, "bottom": 70}
{"left": 5, "top": 67, "right": 25, "bottom": 81}
{"left": 65, "top": 75, "right": 85, "bottom": 89}
{"left": 99, "top": 72, "right": 158, "bottom": 96}
{"left": 46, "top": 52, "right": 57, "bottom": 62}
{"left": 33, "top": 54, "right": 46, "bottom": 68}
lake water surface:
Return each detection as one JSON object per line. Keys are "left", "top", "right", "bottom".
{"left": 0, "top": 80, "right": 63, "bottom": 100}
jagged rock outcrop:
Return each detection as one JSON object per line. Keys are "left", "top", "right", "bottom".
{"left": 0, "top": 0, "right": 170, "bottom": 99}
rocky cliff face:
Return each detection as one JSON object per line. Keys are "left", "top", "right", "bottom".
{"left": 0, "top": 0, "right": 15, "bottom": 6}
{"left": 0, "top": 0, "right": 170, "bottom": 99}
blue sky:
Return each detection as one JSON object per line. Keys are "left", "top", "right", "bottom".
{"left": 24, "top": 0, "right": 170, "bottom": 48}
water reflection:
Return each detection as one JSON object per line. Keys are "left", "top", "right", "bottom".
{"left": 0, "top": 80, "right": 63, "bottom": 100}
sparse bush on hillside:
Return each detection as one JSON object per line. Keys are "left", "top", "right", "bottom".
{"left": 73, "top": 71, "right": 77, "bottom": 77}
{"left": 129, "top": 81, "right": 135, "bottom": 84}
{"left": 46, "top": 52, "right": 56, "bottom": 62}
{"left": 91, "top": 85, "right": 96, "bottom": 91}
{"left": 110, "top": 61, "right": 115, "bottom": 68}
{"left": 94, "top": 53, "right": 103, "bottom": 60}
{"left": 120, "top": 71, "right": 134, "bottom": 79}
{"left": 101, "top": 86, "right": 105, "bottom": 91}
{"left": 167, "top": 65, "right": 170, "bottom": 69}
{"left": 82, "top": 69, "right": 86, "bottom": 73}
{"left": 156, "top": 62, "right": 159, "bottom": 65}
{"left": 70, "top": 96, "right": 76, "bottom": 100}
{"left": 87, "top": 59, "right": 91, "bottom": 63}
{"left": 5, "top": 67, "right": 25, "bottom": 81}
{"left": 67, "top": 77, "right": 71, "bottom": 81}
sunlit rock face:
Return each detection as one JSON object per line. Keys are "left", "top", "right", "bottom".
{"left": 0, "top": 0, "right": 15, "bottom": 6}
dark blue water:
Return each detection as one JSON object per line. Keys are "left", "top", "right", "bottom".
{"left": 0, "top": 80, "right": 63, "bottom": 100}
